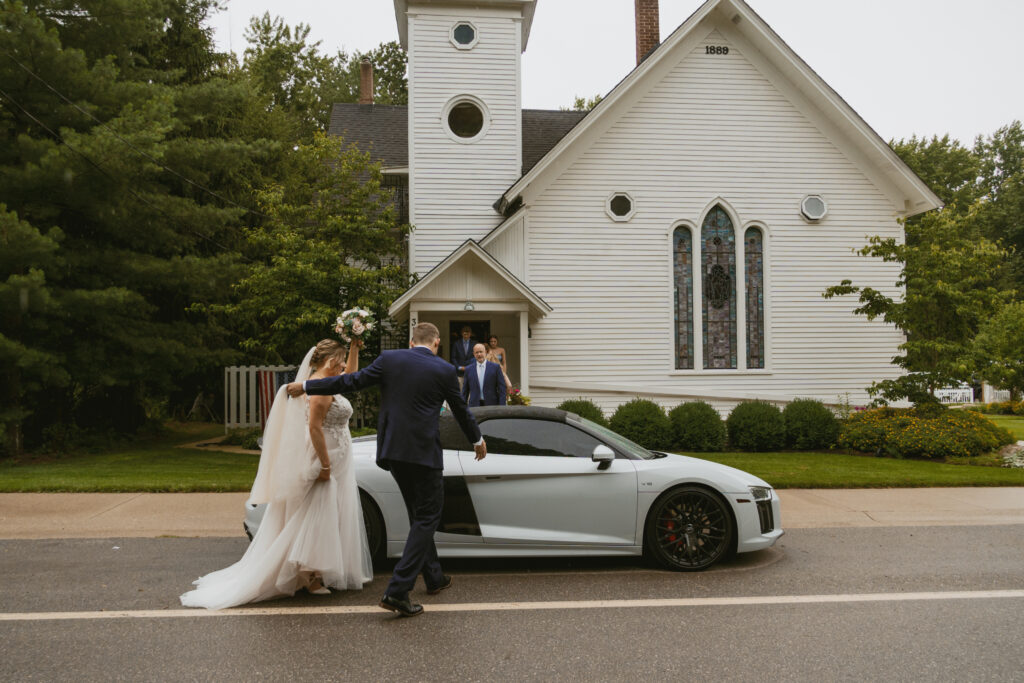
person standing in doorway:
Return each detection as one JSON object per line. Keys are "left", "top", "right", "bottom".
{"left": 450, "top": 325, "right": 476, "bottom": 376}
{"left": 462, "top": 343, "right": 507, "bottom": 407}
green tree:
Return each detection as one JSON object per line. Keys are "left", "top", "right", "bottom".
{"left": 0, "top": 0, "right": 283, "bottom": 451}
{"left": 210, "top": 132, "right": 410, "bottom": 365}
{"left": 970, "top": 302, "right": 1024, "bottom": 401}
{"left": 890, "top": 134, "right": 980, "bottom": 217}
{"left": 973, "top": 122, "right": 1024, "bottom": 290}
{"left": 824, "top": 205, "right": 1011, "bottom": 404}
{"left": 242, "top": 14, "right": 407, "bottom": 139}
{"left": 561, "top": 94, "right": 602, "bottom": 111}
{"left": 0, "top": 204, "right": 67, "bottom": 453}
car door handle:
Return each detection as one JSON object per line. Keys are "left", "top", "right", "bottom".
{"left": 484, "top": 475, "right": 502, "bottom": 480}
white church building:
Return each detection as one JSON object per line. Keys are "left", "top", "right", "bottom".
{"left": 330, "top": 0, "right": 941, "bottom": 413}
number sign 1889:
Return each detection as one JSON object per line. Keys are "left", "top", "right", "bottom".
{"left": 705, "top": 45, "right": 729, "bottom": 55}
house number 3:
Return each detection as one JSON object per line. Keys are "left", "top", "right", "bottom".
{"left": 705, "top": 45, "right": 729, "bottom": 55}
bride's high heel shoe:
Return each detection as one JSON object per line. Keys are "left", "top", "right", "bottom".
{"left": 308, "top": 575, "right": 331, "bottom": 595}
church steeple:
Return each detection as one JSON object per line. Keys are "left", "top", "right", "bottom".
{"left": 394, "top": 0, "right": 537, "bottom": 275}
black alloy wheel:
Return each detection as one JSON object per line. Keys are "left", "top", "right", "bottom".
{"left": 645, "top": 486, "right": 734, "bottom": 571}
{"left": 359, "top": 490, "right": 386, "bottom": 564}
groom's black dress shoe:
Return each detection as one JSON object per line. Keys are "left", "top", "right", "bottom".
{"left": 426, "top": 575, "right": 452, "bottom": 595}
{"left": 379, "top": 593, "right": 423, "bottom": 617}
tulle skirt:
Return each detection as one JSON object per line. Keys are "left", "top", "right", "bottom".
{"left": 180, "top": 445, "right": 373, "bottom": 610}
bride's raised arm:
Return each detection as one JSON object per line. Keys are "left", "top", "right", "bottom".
{"left": 343, "top": 340, "right": 361, "bottom": 374}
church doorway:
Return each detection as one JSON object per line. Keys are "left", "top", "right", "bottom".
{"left": 448, "top": 320, "right": 490, "bottom": 359}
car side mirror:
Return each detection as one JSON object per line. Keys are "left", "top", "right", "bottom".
{"left": 592, "top": 444, "right": 615, "bottom": 470}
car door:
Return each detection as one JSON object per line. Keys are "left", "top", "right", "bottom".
{"left": 459, "top": 417, "right": 638, "bottom": 545}
{"left": 435, "top": 448, "right": 483, "bottom": 545}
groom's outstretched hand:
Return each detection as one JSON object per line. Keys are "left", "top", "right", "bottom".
{"left": 285, "top": 382, "right": 305, "bottom": 398}
{"left": 474, "top": 440, "right": 487, "bottom": 460}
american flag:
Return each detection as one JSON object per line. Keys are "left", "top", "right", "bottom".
{"left": 257, "top": 369, "right": 297, "bottom": 428}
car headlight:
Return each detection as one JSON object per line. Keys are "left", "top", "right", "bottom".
{"left": 749, "top": 486, "right": 772, "bottom": 501}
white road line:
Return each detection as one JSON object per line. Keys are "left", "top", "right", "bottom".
{"left": 2, "top": 590, "right": 1024, "bottom": 622}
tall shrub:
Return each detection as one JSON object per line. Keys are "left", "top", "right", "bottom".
{"left": 668, "top": 401, "right": 726, "bottom": 452}
{"left": 609, "top": 399, "right": 671, "bottom": 450}
{"left": 782, "top": 399, "right": 840, "bottom": 450}
{"left": 556, "top": 398, "right": 608, "bottom": 427}
{"left": 726, "top": 401, "right": 785, "bottom": 451}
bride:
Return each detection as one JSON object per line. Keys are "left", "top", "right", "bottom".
{"left": 181, "top": 340, "right": 373, "bottom": 609}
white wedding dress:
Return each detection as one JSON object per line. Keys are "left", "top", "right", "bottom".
{"left": 181, "top": 351, "right": 373, "bottom": 609}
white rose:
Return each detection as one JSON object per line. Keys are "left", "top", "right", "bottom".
{"left": 351, "top": 320, "right": 366, "bottom": 335}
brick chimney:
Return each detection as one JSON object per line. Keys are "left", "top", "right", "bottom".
{"left": 635, "top": 0, "right": 660, "bottom": 64}
{"left": 359, "top": 59, "right": 374, "bottom": 105}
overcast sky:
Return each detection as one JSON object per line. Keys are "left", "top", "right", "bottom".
{"left": 209, "top": 0, "right": 1023, "bottom": 145}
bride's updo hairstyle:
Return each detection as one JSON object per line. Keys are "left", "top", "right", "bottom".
{"left": 310, "top": 339, "right": 346, "bottom": 370}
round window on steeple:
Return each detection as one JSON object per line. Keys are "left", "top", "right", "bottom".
{"left": 443, "top": 95, "right": 489, "bottom": 143}
{"left": 450, "top": 21, "right": 479, "bottom": 50}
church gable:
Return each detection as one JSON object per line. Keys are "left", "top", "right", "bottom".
{"left": 417, "top": 249, "right": 525, "bottom": 303}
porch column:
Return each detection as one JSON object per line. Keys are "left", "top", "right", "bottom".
{"left": 409, "top": 308, "right": 419, "bottom": 343}
{"left": 518, "top": 310, "right": 529, "bottom": 395}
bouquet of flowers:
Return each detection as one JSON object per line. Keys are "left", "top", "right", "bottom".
{"left": 334, "top": 308, "right": 376, "bottom": 342}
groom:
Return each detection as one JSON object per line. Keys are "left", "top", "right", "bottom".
{"left": 286, "top": 322, "right": 485, "bottom": 617}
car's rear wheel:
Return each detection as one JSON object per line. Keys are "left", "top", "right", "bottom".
{"left": 359, "top": 490, "right": 386, "bottom": 565}
{"left": 645, "top": 485, "right": 734, "bottom": 571}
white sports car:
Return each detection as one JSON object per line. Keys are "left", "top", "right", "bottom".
{"left": 245, "top": 406, "right": 783, "bottom": 571}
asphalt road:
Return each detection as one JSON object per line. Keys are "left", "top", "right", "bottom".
{"left": 2, "top": 526, "right": 1023, "bottom": 681}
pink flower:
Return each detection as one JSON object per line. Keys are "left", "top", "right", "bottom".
{"left": 351, "top": 319, "right": 366, "bottom": 336}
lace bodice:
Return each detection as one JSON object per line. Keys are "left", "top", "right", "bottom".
{"left": 306, "top": 395, "right": 353, "bottom": 449}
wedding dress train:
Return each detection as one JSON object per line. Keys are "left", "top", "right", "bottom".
{"left": 181, "top": 367, "right": 372, "bottom": 609}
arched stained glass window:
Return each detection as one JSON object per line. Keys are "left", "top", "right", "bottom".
{"left": 673, "top": 226, "right": 694, "bottom": 369}
{"left": 701, "top": 206, "right": 736, "bottom": 369}
{"left": 745, "top": 227, "right": 765, "bottom": 369}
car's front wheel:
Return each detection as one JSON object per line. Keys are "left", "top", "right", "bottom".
{"left": 645, "top": 486, "right": 734, "bottom": 571}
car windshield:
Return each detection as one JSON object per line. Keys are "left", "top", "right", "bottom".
{"left": 568, "top": 416, "right": 659, "bottom": 460}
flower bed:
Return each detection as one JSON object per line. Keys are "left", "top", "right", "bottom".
{"left": 839, "top": 406, "right": 1014, "bottom": 459}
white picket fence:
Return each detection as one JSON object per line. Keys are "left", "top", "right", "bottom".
{"left": 933, "top": 387, "right": 974, "bottom": 404}
{"left": 224, "top": 365, "right": 296, "bottom": 432}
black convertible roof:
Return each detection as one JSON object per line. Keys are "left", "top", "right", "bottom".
{"left": 439, "top": 406, "right": 570, "bottom": 451}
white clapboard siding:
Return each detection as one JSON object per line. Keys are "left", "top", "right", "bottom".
{"left": 480, "top": 210, "right": 526, "bottom": 280}
{"left": 409, "top": 7, "right": 522, "bottom": 275}
{"left": 523, "top": 28, "right": 908, "bottom": 410}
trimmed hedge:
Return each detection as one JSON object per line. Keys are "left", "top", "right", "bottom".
{"left": 839, "top": 407, "right": 1015, "bottom": 459}
{"left": 668, "top": 401, "right": 726, "bottom": 452}
{"left": 782, "top": 398, "right": 839, "bottom": 450}
{"left": 556, "top": 398, "right": 608, "bottom": 427}
{"left": 609, "top": 398, "right": 672, "bottom": 450}
{"left": 967, "top": 401, "right": 1024, "bottom": 416}
{"left": 726, "top": 401, "right": 785, "bottom": 451}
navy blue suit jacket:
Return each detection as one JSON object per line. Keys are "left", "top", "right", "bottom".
{"left": 461, "top": 361, "right": 507, "bottom": 407}
{"left": 304, "top": 346, "right": 480, "bottom": 470}
{"left": 450, "top": 337, "right": 476, "bottom": 370}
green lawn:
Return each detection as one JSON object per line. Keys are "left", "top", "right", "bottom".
{"left": 2, "top": 421, "right": 1023, "bottom": 492}
{"left": 694, "top": 451, "right": 1024, "bottom": 489}
{"left": 0, "top": 422, "right": 259, "bottom": 493}
{"left": 987, "top": 414, "right": 1024, "bottom": 440}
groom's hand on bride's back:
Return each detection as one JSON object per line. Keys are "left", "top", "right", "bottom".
{"left": 285, "top": 382, "right": 305, "bottom": 398}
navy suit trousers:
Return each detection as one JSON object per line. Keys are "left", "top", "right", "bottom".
{"left": 385, "top": 461, "right": 445, "bottom": 598}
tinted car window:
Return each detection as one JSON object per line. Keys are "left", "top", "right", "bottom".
{"left": 479, "top": 418, "right": 602, "bottom": 458}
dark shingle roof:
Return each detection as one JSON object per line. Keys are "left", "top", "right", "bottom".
{"left": 328, "top": 104, "right": 409, "bottom": 168}
{"left": 328, "top": 104, "right": 589, "bottom": 175}
{"left": 521, "top": 109, "right": 587, "bottom": 174}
